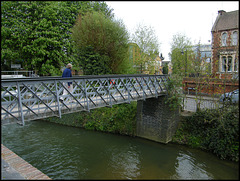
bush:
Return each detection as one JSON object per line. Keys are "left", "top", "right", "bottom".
{"left": 46, "top": 101, "right": 137, "bottom": 136}
{"left": 84, "top": 102, "right": 137, "bottom": 136}
{"left": 173, "top": 106, "right": 239, "bottom": 162}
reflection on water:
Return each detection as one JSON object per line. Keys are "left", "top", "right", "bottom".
{"left": 108, "top": 144, "right": 141, "bottom": 179}
{"left": 1, "top": 120, "right": 239, "bottom": 180}
{"left": 172, "top": 151, "right": 213, "bottom": 179}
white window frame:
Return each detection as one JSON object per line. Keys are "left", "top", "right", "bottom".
{"left": 221, "top": 32, "right": 227, "bottom": 46}
{"left": 233, "top": 57, "right": 239, "bottom": 72}
{"left": 231, "top": 31, "right": 238, "bottom": 46}
{"left": 219, "top": 53, "right": 237, "bottom": 73}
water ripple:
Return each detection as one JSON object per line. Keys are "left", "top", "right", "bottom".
{"left": 1, "top": 120, "right": 238, "bottom": 180}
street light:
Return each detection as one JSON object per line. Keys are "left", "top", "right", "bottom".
{"left": 181, "top": 48, "right": 187, "bottom": 77}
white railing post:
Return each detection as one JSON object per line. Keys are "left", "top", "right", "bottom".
{"left": 17, "top": 82, "right": 24, "bottom": 126}
{"left": 55, "top": 80, "right": 61, "bottom": 118}
{"left": 84, "top": 79, "right": 89, "bottom": 111}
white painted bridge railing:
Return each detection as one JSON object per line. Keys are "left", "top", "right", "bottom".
{"left": 1, "top": 74, "right": 169, "bottom": 125}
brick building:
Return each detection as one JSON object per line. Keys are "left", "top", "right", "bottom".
{"left": 211, "top": 10, "right": 239, "bottom": 79}
{"left": 183, "top": 10, "right": 239, "bottom": 95}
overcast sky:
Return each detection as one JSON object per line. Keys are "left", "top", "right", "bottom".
{"left": 105, "top": 1, "right": 239, "bottom": 61}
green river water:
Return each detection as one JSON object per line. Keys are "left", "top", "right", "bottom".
{"left": 1, "top": 120, "right": 239, "bottom": 180}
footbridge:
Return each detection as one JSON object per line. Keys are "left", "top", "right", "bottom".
{"left": 1, "top": 74, "right": 169, "bottom": 126}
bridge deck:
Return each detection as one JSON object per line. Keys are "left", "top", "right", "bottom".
{"left": 1, "top": 74, "right": 168, "bottom": 125}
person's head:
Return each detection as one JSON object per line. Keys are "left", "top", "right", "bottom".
{"left": 66, "top": 63, "right": 72, "bottom": 69}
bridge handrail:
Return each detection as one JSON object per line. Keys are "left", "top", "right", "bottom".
{"left": 1, "top": 74, "right": 168, "bottom": 83}
{"left": 1, "top": 74, "right": 169, "bottom": 125}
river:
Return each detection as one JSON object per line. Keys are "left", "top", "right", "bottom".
{"left": 1, "top": 120, "right": 239, "bottom": 180}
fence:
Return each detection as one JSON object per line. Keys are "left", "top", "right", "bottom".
{"left": 182, "top": 95, "right": 222, "bottom": 112}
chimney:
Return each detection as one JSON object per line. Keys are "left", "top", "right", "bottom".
{"left": 218, "top": 10, "right": 226, "bottom": 15}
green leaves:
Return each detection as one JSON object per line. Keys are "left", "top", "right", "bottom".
{"left": 131, "top": 23, "right": 160, "bottom": 73}
{"left": 76, "top": 45, "right": 111, "bottom": 75}
{"left": 169, "top": 33, "right": 194, "bottom": 76}
{"left": 1, "top": 1, "right": 113, "bottom": 75}
{"left": 47, "top": 102, "right": 137, "bottom": 136}
{"left": 72, "top": 11, "right": 129, "bottom": 75}
{"left": 174, "top": 106, "right": 239, "bottom": 162}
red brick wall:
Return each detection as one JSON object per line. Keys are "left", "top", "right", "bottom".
{"left": 183, "top": 77, "right": 239, "bottom": 95}
{"left": 211, "top": 29, "right": 238, "bottom": 77}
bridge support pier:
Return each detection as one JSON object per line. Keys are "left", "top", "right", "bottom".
{"left": 136, "top": 95, "right": 180, "bottom": 144}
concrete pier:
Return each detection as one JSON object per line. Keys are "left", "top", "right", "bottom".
{"left": 136, "top": 95, "right": 180, "bottom": 144}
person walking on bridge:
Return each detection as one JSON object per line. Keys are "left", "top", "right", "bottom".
{"left": 60, "top": 63, "right": 73, "bottom": 102}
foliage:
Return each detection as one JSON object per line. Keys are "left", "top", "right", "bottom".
{"left": 76, "top": 45, "right": 112, "bottom": 75}
{"left": 131, "top": 23, "right": 160, "bottom": 73}
{"left": 71, "top": 11, "right": 130, "bottom": 75}
{"left": 162, "top": 62, "right": 169, "bottom": 74}
{"left": 169, "top": 32, "right": 194, "bottom": 76}
{"left": 47, "top": 102, "right": 137, "bottom": 136}
{"left": 84, "top": 102, "right": 137, "bottom": 135}
{"left": 165, "top": 74, "right": 183, "bottom": 111}
{"left": 173, "top": 106, "right": 239, "bottom": 162}
{"left": 1, "top": 1, "right": 113, "bottom": 75}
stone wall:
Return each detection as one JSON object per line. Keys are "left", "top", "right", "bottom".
{"left": 136, "top": 95, "right": 180, "bottom": 144}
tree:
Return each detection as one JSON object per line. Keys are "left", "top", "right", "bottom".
{"left": 1, "top": 1, "right": 113, "bottom": 75}
{"left": 71, "top": 11, "right": 130, "bottom": 75}
{"left": 169, "top": 32, "right": 194, "bottom": 76}
{"left": 192, "top": 40, "right": 207, "bottom": 76}
{"left": 131, "top": 23, "right": 161, "bottom": 73}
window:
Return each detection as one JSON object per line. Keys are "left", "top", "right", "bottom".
{"left": 222, "top": 56, "right": 227, "bottom": 72}
{"left": 221, "top": 32, "right": 227, "bottom": 46}
{"left": 232, "top": 31, "right": 238, "bottom": 46}
{"left": 227, "top": 56, "right": 232, "bottom": 72}
{"left": 220, "top": 55, "right": 237, "bottom": 72}
{"left": 234, "top": 57, "right": 238, "bottom": 72}
{"left": 206, "top": 58, "right": 211, "bottom": 63}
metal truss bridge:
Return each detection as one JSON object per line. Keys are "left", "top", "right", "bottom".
{"left": 1, "top": 74, "right": 169, "bottom": 125}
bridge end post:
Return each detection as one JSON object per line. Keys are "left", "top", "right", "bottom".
{"left": 136, "top": 95, "right": 180, "bottom": 144}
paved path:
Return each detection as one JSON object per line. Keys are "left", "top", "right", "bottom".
{"left": 1, "top": 144, "right": 51, "bottom": 180}
{"left": 2, "top": 158, "right": 25, "bottom": 180}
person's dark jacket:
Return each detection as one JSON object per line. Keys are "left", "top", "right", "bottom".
{"left": 62, "top": 68, "right": 72, "bottom": 86}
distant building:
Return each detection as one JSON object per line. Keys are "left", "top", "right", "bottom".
{"left": 153, "top": 53, "right": 164, "bottom": 75}
{"left": 128, "top": 43, "right": 166, "bottom": 74}
{"left": 192, "top": 44, "right": 211, "bottom": 63}
{"left": 211, "top": 10, "right": 239, "bottom": 79}
{"left": 128, "top": 43, "right": 142, "bottom": 73}
{"left": 128, "top": 43, "right": 141, "bottom": 65}
{"left": 182, "top": 10, "right": 239, "bottom": 95}
{"left": 191, "top": 44, "right": 212, "bottom": 73}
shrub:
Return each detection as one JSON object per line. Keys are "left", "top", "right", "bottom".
{"left": 173, "top": 106, "right": 239, "bottom": 162}
{"left": 47, "top": 102, "right": 137, "bottom": 136}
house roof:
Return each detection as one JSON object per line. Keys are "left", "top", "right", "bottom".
{"left": 211, "top": 10, "right": 239, "bottom": 32}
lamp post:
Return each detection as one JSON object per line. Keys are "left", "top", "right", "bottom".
{"left": 181, "top": 48, "right": 187, "bottom": 77}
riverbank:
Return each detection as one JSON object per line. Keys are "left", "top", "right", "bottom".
{"left": 46, "top": 102, "right": 137, "bottom": 136}
{"left": 172, "top": 106, "right": 239, "bottom": 162}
